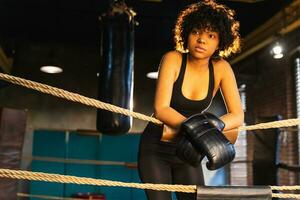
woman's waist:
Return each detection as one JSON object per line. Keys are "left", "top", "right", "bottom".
{"left": 139, "top": 137, "right": 178, "bottom": 155}
{"left": 140, "top": 123, "right": 179, "bottom": 145}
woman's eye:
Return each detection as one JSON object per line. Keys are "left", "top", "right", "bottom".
{"left": 209, "top": 34, "right": 218, "bottom": 39}
{"left": 192, "top": 30, "right": 199, "bottom": 35}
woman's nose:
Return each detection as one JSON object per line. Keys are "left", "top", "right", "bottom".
{"left": 197, "top": 37, "right": 206, "bottom": 44}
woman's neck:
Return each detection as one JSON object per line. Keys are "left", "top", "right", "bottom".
{"left": 187, "top": 53, "right": 210, "bottom": 69}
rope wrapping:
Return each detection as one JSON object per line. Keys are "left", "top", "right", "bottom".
{"left": 2, "top": 72, "right": 300, "bottom": 131}
{"left": 271, "top": 185, "right": 300, "bottom": 190}
{"left": 272, "top": 193, "right": 300, "bottom": 199}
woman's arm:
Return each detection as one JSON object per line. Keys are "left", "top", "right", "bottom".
{"left": 154, "top": 51, "right": 186, "bottom": 129}
{"left": 218, "top": 60, "right": 244, "bottom": 143}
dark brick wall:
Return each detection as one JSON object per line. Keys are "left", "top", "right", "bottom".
{"left": 232, "top": 27, "right": 300, "bottom": 186}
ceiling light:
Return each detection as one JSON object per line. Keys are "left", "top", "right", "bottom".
{"left": 273, "top": 45, "right": 283, "bottom": 54}
{"left": 273, "top": 53, "right": 283, "bottom": 59}
{"left": 146, "top": 71, "right": 158, "bottom": 79}
{"left": 270, "top": 42, "right": 284, "bottom": 59}
{"left": 40, "top": 66, "right": 63, "bottom": 74}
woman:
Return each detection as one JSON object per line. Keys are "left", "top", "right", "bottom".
{"left": 138, "top": 1, "right": 244, "bottom": 199}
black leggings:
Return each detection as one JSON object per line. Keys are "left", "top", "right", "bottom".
{"left": 138, "top": 141, "right": 204, "bottom": 200}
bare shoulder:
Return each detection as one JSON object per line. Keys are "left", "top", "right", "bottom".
{"left": 212, "top": 58, "right": 234, "bottom": 77}
{"left": 159, "top": 50, "right": 182, "bottom": 74}
{"left": 213, "top": 58, "right": 231, "bottom": 70}
{"left": 162, "top": 50, "right": 182, "bottom": 66}
{"left": 164, "top": 50, "right": 182, "bottom": 58}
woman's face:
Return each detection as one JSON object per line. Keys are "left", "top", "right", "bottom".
{"left": 187, "top": 28, "right": 220, "bottom": 59}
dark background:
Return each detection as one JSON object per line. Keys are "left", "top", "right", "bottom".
{"left": 0, "top": 0, "right": 294, "bottom": 132}
{"left": 0, "top": 0, "right": 293, "bottom": 46}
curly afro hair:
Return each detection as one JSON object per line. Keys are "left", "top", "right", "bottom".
{"left": 174, "top": 0, "right": 241, "bottom": 58}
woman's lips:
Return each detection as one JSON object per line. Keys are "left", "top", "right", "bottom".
{"left": 195, "top": 46, "right": 206, "bottom": 53}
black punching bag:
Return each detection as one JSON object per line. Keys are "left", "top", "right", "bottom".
{"left": 97, "top": 1, "right": 135, "bottom": 135}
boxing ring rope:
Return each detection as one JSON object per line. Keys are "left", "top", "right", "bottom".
{"left": 1, "top": 72, "right": 300, "bottom": 132}
{"left": 0, "top": 168, "right": 196, "bottom": 193}
{"left": 0, "top": 73, "right": 161, "bottom": 125}
{"left": 1, "top": 72, "right": 300, "bottom": 198}
{"left": 0, "top": 168, "right": 300, "bottom": 199}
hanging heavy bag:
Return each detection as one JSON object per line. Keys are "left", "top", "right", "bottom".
{"left": 97, "top": 2, "right": 135, "bottom": 135}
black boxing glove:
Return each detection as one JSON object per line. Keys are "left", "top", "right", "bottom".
{"left": 198, "top": 128, "right": 235, "bottom": 170}
{"left": 176, "top": 136, "right": 204, "bottom": 167}
{"left": 180, "top": 113, "right": 235, "bottom": 170}
{"left": 203, "top": 112, "right": 225, "bottom": 131}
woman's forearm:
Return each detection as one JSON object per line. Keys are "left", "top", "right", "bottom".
{"left": 220, "top": 112, "right": 244, "bottom": 131}
{"left": 154, "top": 107, "right": 186, "bottom": 129}
{"left": 220, "top": 112, "right": 244, "bottom": 144}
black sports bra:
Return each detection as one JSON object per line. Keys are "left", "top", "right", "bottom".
{"left": 170, "top": 53, "right": 214, "bottom": 117}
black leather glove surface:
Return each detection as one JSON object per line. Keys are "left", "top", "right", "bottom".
{"left": 180, "top": 112, "right": 235, "bottom": 170}
{"left": 176, "top": 136, "right": 204, "bottom": 167}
